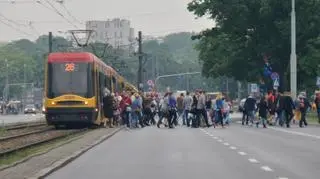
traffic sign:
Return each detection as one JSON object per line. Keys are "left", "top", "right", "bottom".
{"left": 147, "top": 80, "right": 154, "bottom": 86}
{"left": 271, "top": 72, "right": 279, "bottom": 80}
{"left": 251, "top": 83, "right": 258, "bottom": 93}
{"left": 273, "top": 78, "right": 280, "bottom": 87}
{"left": 317, "top": 77, "right": 320, "bottom": 86}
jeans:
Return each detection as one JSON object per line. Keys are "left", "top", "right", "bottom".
{"left": 184, "top": 109, "right": 190, "bottom": 126}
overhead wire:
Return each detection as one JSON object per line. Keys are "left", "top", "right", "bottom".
{"left": 28, "top": 21, "right": 41, "bottom": 36}
{"left": 39, "top": 0, "right": 78, "bottom": 28}
{"left": 0, "top": 18, "right": 35, "bottom": 37}
{"left": 0, "top": 12, "right": 27, "bottom": 27}
{"left": 57, "top": 2, "right": 83, "bottom": 25}
{"left": 0, "top": 12, "right": 42, "bottom": 36}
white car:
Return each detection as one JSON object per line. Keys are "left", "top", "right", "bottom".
{"left": 24, "top": 104, "right": 37, "bottom": 114}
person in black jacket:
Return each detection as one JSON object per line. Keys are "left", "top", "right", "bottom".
{"left": 298, "top": 94, "right": 311, "bottom": 128}
{"left": 244, "top": 94, "right": 257, "bottom": 126}
{"left": 282, "top": 92, "right": 295, "bottom": 128}
{"left": 103, "top": 88, "right": 114, "bottom": 128}
{"left": 257, "top": 95, "right": 268, "bottom": 128}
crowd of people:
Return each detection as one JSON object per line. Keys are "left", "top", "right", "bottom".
{"left": 101, "top": 89, "right": 233, "bottom": 129}
{"left": 241, "top": 90, "right": 320, "bottom": 128}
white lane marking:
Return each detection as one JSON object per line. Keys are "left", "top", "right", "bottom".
{"left": 248, "top": 158, "right": 259, "bottom": 163}
{"left": 209, "top": 134, "right": 214, "bottom": 137}
{"left": 213, "top": 136, "right": 218, "bottom": 139}
{"left": 278, "top": 177, "right": 288, "bottom": 179}
{"left": 32, "top": 114, "right": 36, "bottom": 117}
{"left": 223, "top": 142, "right": 230, "bottom": 146}
{"left": 261, "top": 166, "right": 273, "bottom": 172}
{"left": 269, "top": 127, "right": 320, "bottom": 140}
{"left": 238, "top": 151, "right": 247, "bottom": 156}
{"left": 230, "top": 146, "right": 237, "bottom": 150}
{"left": 218, "top": 139, "right": 223, "bottom": 142}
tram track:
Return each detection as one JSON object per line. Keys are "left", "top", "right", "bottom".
{"left": 0, "top": 128, "right": 88, "bottom": 157}
{"left": 1, "top": 123, "right": 49, "bottom": 139}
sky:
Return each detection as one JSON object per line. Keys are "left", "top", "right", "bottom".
{"left": 0, "top": 0, "right": 215, "bottom": 42}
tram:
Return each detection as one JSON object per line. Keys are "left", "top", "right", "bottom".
{"left": 43, "top": 52, "right": 135, "bottom": 128}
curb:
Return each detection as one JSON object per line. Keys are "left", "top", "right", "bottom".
{"left": 29, "top": 127, "right": 124, "bottom": 179}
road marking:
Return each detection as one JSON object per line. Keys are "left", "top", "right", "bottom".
{"left": 230, "top": 146, "right": 237, "bottom": 150}
{"left": 278, "top": 177, "right": 288, "bottom": 179}
{"left": 269, "top": 127, "right": 320, "bottom": 140}
{"left": 209, "top": 134, "right": 214, "bottom": 137}
{"left": 260, "top": 166, "right": 273, "bottom": 172}
{"left": 248, "top": 158, "right": 259, "bottom": 163}
{"left": 223, "top": 142, "right": 230, "bottom": 146}
{"left": 218, "top": 139, "right": 223, "bottom": 142}
{"left": 213, "top": 136, "right": 218, "bottom": 139}
{"left": 238, "top": 151, "right": 247, "bottom": 156}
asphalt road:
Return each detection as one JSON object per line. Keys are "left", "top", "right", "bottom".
{"left": 46, "top": 119, "right": 320, "bottom": 179}
{"left": 0, "top": 113, "right": 44, "bottom": 125}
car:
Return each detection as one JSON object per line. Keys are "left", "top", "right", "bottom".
{"left": 24, "top": 104, "right": 37, "bottom": 114}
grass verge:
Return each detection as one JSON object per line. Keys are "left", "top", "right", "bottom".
{"left": 0, "top": 130, "right": 87, "bottom": 167}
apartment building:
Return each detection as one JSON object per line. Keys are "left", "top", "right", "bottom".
{"left": 85, "top": 18, "right": 135, "bottom": 48}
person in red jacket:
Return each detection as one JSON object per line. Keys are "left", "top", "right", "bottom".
{"left": 120, "top": 91, "right": 132, "bottom": 127}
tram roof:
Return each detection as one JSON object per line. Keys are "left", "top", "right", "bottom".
{"left": 48, "top": 52, "right": 115, "bottom": 72}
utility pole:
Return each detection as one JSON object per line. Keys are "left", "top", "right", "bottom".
{"left": 23, "top": 63, "right": 26, "bottom": 107}
{"left": 49, "top": 32, "right": 53, "bottom": 53}
{"left": 226, "top": 77, "right": 229, "bottom": 96}
{"left": 186, "top": 68, "right": 191, "bottom": 91}
{"left": 237, "top": 81, "right": 241, "bottom": 100}
{"left": 5, "top": 59, "right": 9, "bottom": 102}
{"left": 290, "top": 0, "right": 297, "bottom": 99}
{"left": 137, "top": 31, "right": 143, "bottom": 91}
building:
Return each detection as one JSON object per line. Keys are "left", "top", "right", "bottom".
{"left": 86, "top": 18, "right": 135, "bottom": 49}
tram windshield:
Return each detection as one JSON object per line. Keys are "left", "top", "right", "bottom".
{"left": 47, "top": 62, "right": 93, "bottom": 98}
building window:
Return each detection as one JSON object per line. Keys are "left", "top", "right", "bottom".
{"left": 105, "top": 22, "right": 109, "bottom": 28}
{"left": 114, "top": 32, "right": 117, "bottom": 38}
{"left": 120, "top": 31, "right": 122, "bottom": 38}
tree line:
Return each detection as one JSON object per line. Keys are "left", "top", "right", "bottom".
{"left": 0, "top": 32, "right": 242, "bottom": 100}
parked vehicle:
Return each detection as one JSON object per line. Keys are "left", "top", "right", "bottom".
{"left": 24, "top": 104, "right": 37, "bottom": 114}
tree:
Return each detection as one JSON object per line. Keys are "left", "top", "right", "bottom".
{"left": 0, "top": 45, "right": 36, "bottom": 99}
{"left": 188, "top": 0, "right": 320, "bottom": 92}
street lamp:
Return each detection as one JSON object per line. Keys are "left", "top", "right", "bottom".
{"left": 290, "top": 0, "right": 297, "bottom": 99}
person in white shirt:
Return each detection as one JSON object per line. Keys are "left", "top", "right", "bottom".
{"left": 183, "top": 91, "right": 193, "bottom": 127}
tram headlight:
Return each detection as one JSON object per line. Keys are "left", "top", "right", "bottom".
{"left": 84, "top": 101, "right": 88, "bottom": 105}
{"left": 51, "top": 102, "right": 55, "bottom": 105}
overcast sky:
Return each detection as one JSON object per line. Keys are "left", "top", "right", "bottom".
{"left": 0, "top": 0, "right": 215, "bottom": 42}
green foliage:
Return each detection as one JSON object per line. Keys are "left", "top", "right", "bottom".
{"left": 0, "top": 45, "right": 36, "bottom": 99}
{"left": 0, "top": 32, "right": 234, "bottom": 99}
{"left": 188, "top": 0, "right": 320, "bottom": 92}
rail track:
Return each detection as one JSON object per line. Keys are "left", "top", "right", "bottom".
{"left": 0, "top": 128, "right": 87, "bottom": 156}
{"left": 1, "top": 122, "right": 49, "bottom": 139}
{"left": 3, "top": 122, "right": 47, "bottom": 131}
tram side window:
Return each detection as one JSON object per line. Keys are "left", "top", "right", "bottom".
{"left": 99, "top": 72, "right": 105, "bottom": 98}
{"left": 112, "top": 76, "right": 117, "bottom": 93}
{"left": 105, "top": 75, "right": 112, "bottom": 93}
{"left": 120, "top": 82, "right": 125, "bottom": 92}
